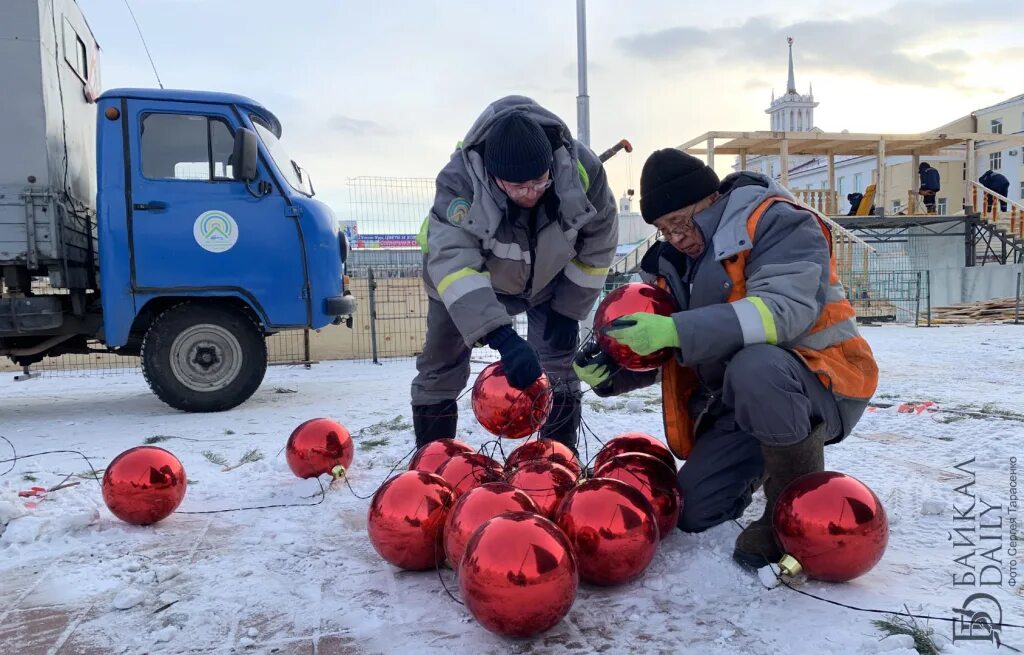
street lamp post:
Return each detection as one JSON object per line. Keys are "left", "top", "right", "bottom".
{"left": 576, "top": 0, "right": 590, "bottom": 147}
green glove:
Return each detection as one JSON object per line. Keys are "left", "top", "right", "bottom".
{"left": 601, "top": 312, "right": 679, "bottom": 356}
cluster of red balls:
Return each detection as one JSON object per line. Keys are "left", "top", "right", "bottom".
{"left": 366, "top": 432, "right": 682, "bottom": 638}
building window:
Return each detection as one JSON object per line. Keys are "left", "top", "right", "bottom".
{"left": 854, "top": 173, "right": 863, "bottom": 193}
{"left": 990, "top": 119, "right": 1002, "bottom": 134}
{"left": 937, "top": 197, "right": 947, "bottom": 214}
{"left": 62, "top": 17, "right": 88, "bottom": 83}
{"left": 1020, "top": 181, "right": 1024, "bottom": 202}
{"left": 990, "top": 152, "right": 1002, "bottom": 171}
{"left": 837, "top": 176, "right": 845, "bottom": 196}
{"left": 892, "top": 200, "right": 901, "bottom": 213}
{"left": 141, "top": 113, "right": 236, "bottom": 181}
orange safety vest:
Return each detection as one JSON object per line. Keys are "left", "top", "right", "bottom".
{"left": 660, "top": 196, "right": 878, "bottom": 459}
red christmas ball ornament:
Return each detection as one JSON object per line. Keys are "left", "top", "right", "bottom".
{"left": 472, "top": 362, "right": 553, "bottom": 439}
{"left": 593, "top": 432, "right": 676, "bottom": 473}
{"left": 554, "top": 478, "right": 658, "bottom": 585}
{"left": 593, "top": 282, "right": 678, "bottom": 371}
{"left": 505, "top": 460, "right": 577, "bottom": 519}
{"left": 773, "top": 471, "right": 889, "bottom": 582}
{"left": 459, "top": 512, "right": 578, "bottom": 638}
{"left": 435, "top": 452, "right": 504, "bottom": 498}
{"left": 408, "top": 439, "right": 475, "bottom": 474}
{"left": 285, "top": 418, "right": 354, "bottom": 479}
{"left": 367, "top": 470, "right": 455, "bottom": 571}
{"left": 102, "top": 446, "right": 187, "bottom": 525}
{"left": 443, "top": 482, "right": 540, "bottom": 569}
{"left": 594, "top": 452, "right": 682, "bottom": 540}
{"left": 505, "top": 439, "right": 583, "bottom": 477}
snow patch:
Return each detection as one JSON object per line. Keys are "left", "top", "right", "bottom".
{"left": 111, "top": 588, "right": 146, "bottom": 610}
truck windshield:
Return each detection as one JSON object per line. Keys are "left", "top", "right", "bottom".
{"left": 251, "top": 117, "right": 313, "bottom": 196}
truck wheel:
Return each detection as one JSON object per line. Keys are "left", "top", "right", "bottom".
{"left": 141, "top": 303, "right": 268, "bottom": 412}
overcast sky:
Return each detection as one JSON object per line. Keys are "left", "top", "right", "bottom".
{"left": 78, "top": 0, "right": 1023, "bottom": 218}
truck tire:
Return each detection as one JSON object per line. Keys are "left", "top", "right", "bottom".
{"left": 141, "top": 302, "right": 268, "bottom": 412}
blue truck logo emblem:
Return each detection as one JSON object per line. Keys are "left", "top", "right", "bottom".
{"left": 193, "top": 210, "right": 239, "bottom": 253}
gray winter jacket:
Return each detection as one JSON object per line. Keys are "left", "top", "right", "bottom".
{"left": 420, "top": 96, "right": 618, "bottom": 347}
{"left": 603, "top": 172, "right": 872, "bottom": 439}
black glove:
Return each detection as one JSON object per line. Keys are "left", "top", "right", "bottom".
{"left": 542, "top": 310, "right": 579, "bottom": 351}
{"left": 572, "top": 340, "right": 620, "bottom": 397}
{"left": 487, "top": 325, "right": 543, "bottom": 390}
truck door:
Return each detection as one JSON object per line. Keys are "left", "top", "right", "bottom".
{"left": 124, "top": 100, "right": 308, "bottom": 327}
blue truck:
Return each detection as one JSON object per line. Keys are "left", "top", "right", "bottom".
{"left": 0, "top": 0, "right": 354, "bottom": 411}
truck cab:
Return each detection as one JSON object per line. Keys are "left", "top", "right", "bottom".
{"left": 93, "top": 89, "right": 354, "bottom": 411}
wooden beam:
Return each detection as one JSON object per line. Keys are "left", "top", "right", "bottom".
{"left": 706, "top": 137, "right": 715, "bottom": 168}
{"left": 780, "top": 139, "right": 789, "bottom": 187}
{"left": 739, "top": 149, "right": 748, "bottom": 170}
{"left": 911, "top": 151, "right": 920, "bottom": 214}
{"left": 827, "top": 151, "right": 836, "bottom": 214}
{"left": 876, "top": 139, "right": 886, "bottom": 216}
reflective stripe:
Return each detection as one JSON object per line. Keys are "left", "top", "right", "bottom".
{"left": 576, "top": 160, "right": 590, "bottom": 192}
{"left": 732, "top": 297, "right": 778, "bottom": 345}
{"left": 826, "top": 282, "right": 847, "bottom": 303}
{"left": 484, "top": 239, "right": 531, "bottom": 263}
{"left": 564, "top": 258, "right": 608, "bottom": 289}
{"left": 798, "top": 316, "right": 859, "bottom": 351}
{"left": 437, "top": 268, "right": 491, "bottom": 304}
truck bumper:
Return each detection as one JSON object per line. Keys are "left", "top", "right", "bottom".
{"left": 324, "top": 294, "right": 357, "bottom": 318}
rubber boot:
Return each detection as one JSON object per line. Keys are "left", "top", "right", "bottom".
{"left": 733, "top": 423, "right": 827, "bottom": 570}
{"left": 412, "top": 399, "right": 458, "bottom": 448}
{"left": 539, "top": 389, "right": 581, "bottom": 453}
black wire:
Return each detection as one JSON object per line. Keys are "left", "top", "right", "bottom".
{"left": 0, "top": 447, "right": 103, "bottom": 482}
{"left": 341, "top": 445, "right": 418, "bottom": 500}
{"left": 176, "top": 477, "right": 327, "bottom": 515}
{"left": 727, "top": 519, "right": 1024, "bottom": 632}
{"left": 434, "top": 526, "right": 464, "bottom": 606}
{"left": 0, "top": 435, "right": 17, "bottom": 478}
{"left": 122, "top": 0, "right": 164, "bottom": 89}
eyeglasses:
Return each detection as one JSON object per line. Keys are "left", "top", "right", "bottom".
{"left": 658, "top": 219, "right": 698, "bottom": 241}
{"left": 496, "top": 175, "right": 553, "bottom": 199}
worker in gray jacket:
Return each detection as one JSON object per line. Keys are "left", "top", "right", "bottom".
{"left": 575, "top": 150, "right": 877, "bottom": 567}
{"left": 411, "top": 96, "right": 618, "bottom": 449}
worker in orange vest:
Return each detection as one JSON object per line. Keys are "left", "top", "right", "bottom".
{"left": 574, "top": 149, "right": 879, "bottom": 568}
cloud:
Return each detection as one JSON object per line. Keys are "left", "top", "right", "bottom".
{"left": 614, "top": 1, "right": 1014, "bottom": 89}
{"left": 327, "top": 115, "right": 391, "bottom": 136}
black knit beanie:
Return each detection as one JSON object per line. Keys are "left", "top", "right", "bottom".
{"left": 484, "top": 112, "right": 553, "bottom": 183}
{"left": 639, "top": 149, "right": 721, "bottom": 223}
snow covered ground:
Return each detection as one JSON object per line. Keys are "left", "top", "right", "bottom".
{"left": 1, "top": 325, "right": 1022, "bottom": 655}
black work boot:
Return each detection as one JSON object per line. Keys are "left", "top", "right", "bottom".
{"left": 412, "top": 399, "right": 459, "bottom": 448}
{"left": 539, "top": 389, "right": 582, "bottom": 453}
{"left": 733, "top": 423, "right": 827, "bottom": 570}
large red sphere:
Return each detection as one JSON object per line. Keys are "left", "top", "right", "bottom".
{"left": 554, "top": 478, "right": 659, "bottom": 585}
{"left": 444, "top": 482, "right": 540, "bottom": 569}
{"left": 435, "top": 452, "right": 504, "bottom": 498}
{"left": 594, "top": 432, "right": 676, "bottom": 474}
{"left": 593, "top": 283, "right": 678, "bottom": 371}
{"left": 459, "top": 512, "right": 578, "bottom": 638}
{"left": 773, "top": 471, "right": 889, "bottom": 582}
{"left": 472, "top": 362, "right": 553, "bottom": 439}
{"left": 505, "top": 439, "right": 583, "bottom": 478}
{"left": 594, "top": 452, "right": 682, "bottom": 540}
{"left": 101, "top": 446, "right": 187, "bottom": 525}
{"left": 367, "top": 470, "right": 455, "bottom": 571}
{"left": 285, "top": 418, "right": 354, "bottom": 479}
{"left": 506, "top": 460, "right": 578, "bottom": 519}
{"left": 408, "top": 439, "right": 475, "bottom": 474}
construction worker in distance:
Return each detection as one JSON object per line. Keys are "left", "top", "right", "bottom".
{"left": 410, "top": 96, "right": 618, "bottom": 451}
{"left": 573, "top": 149, "right": 879, "bottom": 568}
{"left": 918, "top": 162, "right": 941, "bottom": 214}
{"left": 979, "top": 169, "right": 1010, "bottom": 214}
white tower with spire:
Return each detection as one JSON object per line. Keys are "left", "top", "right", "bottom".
{"left": 765, "top": 37, "right": 818, "bottom": 132}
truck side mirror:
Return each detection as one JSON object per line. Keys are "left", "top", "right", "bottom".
{"left": 232, "top": 128, "right": 259, "bottom": 182}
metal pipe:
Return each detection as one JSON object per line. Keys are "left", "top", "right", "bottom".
{"left": 368, "top": 267, "right": 380, "bottom": 365}
{"left": 576, "top": 0, "right": 590, "bottom": 146}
